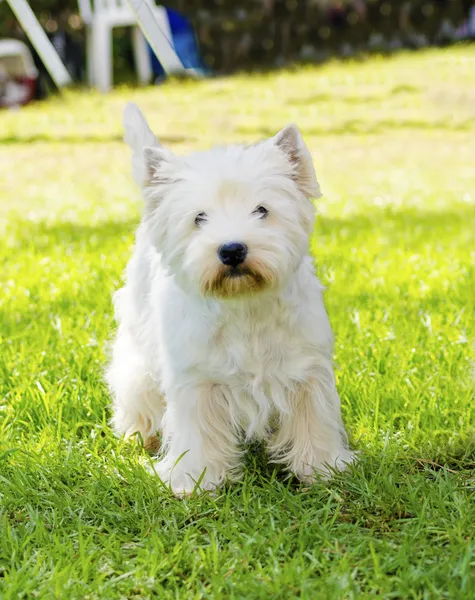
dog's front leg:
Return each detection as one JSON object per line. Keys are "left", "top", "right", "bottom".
{"left": 152, "top": 383, "right": 242, "bottom": 496}
{"left": 268, "top": 378, "right": 354, "bottom": 483}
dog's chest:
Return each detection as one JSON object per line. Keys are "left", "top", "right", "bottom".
{"left": 200, "top": 303, "right": 311, "bottom": 384}
{"left": 156, "top": 276, "right": 325, "bottom": 388}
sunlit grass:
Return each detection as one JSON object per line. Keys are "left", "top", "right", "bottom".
{"left": 0, "top": 47, "right": 474, "bottom": 598}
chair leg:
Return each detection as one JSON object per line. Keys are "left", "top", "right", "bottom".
{"left": 85, "top": 26, "right": 95, "bottom": 86}
{"left": 132, "top": 26, "right": 152, "bottom": 85}
{"left": 92, "top": 21, "right": 113, "bottom": 92}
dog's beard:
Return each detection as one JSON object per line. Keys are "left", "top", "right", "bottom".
{"left": 200, "top": 258, "right": 277, "bottom": 299}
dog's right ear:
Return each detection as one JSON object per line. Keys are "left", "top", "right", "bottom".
{"left": 123, "top": 103, "right": 161, "bottom": 187}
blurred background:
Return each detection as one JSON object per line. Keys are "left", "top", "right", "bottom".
{"left": 1, "top": 0, "right": 475, "bottom": 103}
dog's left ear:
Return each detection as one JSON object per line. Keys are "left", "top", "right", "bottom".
{"left": 271, "top": 124, "right": 322, "bottom": 199}
{"left": 143, "top": 146, "right": 175, "bottom": 187}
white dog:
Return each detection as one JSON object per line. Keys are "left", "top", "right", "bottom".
{"left": 106, "top": 103, "right": 354, "bottom": 495}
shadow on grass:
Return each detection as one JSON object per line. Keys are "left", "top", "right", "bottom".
{"left": 2, "top": 218, "right": 138, "bottom": 254}
{"left": 3, "top": 203, "right": 474, "bottom": 255}
{"left": 286, "top": 85, "right": 421, "bottom": 107}
{"left": 1, "top": 204, "right": 473, "bottom": 336}
{"left": 0, "top": 133, "right": 190, "bottom": 145}
{"left": 314, "top": 204, "right": 474, "bottom": 248}
{"left": 238, "top": 117, "right": 475, "bottom": 138}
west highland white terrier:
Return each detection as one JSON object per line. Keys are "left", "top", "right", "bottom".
{"left": 106, "top": 103, "right": 354, "bottom": 495}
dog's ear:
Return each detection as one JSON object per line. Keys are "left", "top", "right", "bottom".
{"left": 271, "top": 124, "right": 322, "bottom": 199}
{"left": 123, "top": 103, "right": 163, "bottom": 187}
{"left": 143, "top": 146, "right": 175, "bottom": 187}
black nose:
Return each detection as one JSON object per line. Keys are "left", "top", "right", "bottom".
{"left": 218, "top": 242, "right": 248, "bottom": 267}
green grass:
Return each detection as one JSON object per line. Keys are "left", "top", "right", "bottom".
{"left": 1, "top": 47, "right": 474, "bottom": 599}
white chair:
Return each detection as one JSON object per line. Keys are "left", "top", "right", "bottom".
{"left": 4, "top": 0, "right": 71, "bottom": 88}
{"left": 78, "top": 0, "right": 173, "bottom": 92}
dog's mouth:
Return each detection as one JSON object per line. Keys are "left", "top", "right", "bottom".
{"left": 219, "top": 264, "right": 266, "bottom": 291}
{"left": 200, "top": 260, "right": 276, "bottom": 299}
{"left": 227, "top": 266, "right": 252, "bottom": 279}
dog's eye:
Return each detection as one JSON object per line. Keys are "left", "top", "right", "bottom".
{"left": 194, "top": 212, "right": 207, "bottom": 227}
{"left": 252, "top": 206, "right": 268, "bottom": 219}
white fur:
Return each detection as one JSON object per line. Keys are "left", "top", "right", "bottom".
{"left": 107, "top": 103, "right": 355, "bottom": 495}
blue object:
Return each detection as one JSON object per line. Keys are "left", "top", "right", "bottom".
{"left": 147, "top": 7, "right": 209, "bottom": 79}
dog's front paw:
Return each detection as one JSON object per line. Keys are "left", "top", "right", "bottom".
{"left": 150, "top": 459, "right": 218, "bottom": 498}
{"left": 293, "top": 448, "right": 356, "bottom": 484}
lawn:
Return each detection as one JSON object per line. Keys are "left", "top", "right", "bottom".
{"left": 1, "top": 46, "right": 474, "bottom": 599}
